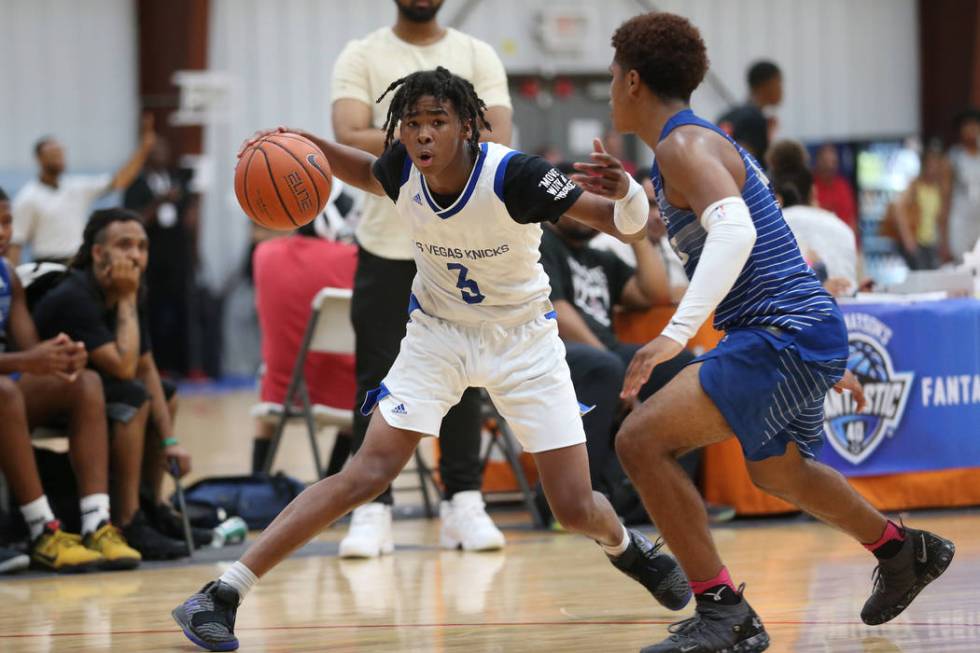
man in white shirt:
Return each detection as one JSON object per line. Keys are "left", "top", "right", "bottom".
{"left": 768, "top": 142, "right": 859, "bottom": 295}
{"left": 10, "top": 115, "right": 157, "bottom": 264}
{"left": 330, "top": 0, "right": 513, "bottom": 557}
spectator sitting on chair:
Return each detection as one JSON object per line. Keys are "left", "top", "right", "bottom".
{"left": 251, "top": 213, "right": 358, "bottom": 476}
{"left": 123, "top": 137, "right": 197, "bottom": 378}
{"left": 591, "top": 168, "right": 689, "bottom": 304}
{"left": 9, "top": 116, "right": 157, "bottom": 266}
{"left": 31, "top": 208, "right": 198, "bottom": 559}
{"left": 0, "top": 187, "right": 141, "bottom": 572}
{"left": 539, "top": 195, "right": 734, "bottom": 525}
{"left": 538, "top": 200, "right": 683, "bottom": 501}
{"left": 768, "top": 140, "right": 859, "bottom": 296}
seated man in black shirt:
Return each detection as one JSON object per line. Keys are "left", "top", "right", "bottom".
{"left": 0, "top": 187, "right": 140, "bottom": 572}
{"left": 540, "top": 211, "right": 690, "bottom": 503}
{"left": 32, "top": 208, "right": 196, "bottom": 559}
{"left": 540, "top": 200, "right": 734, "bottom": 525}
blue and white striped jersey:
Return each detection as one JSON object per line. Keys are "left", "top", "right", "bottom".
{"left": 651, "top": 109, "right": 837, "bottom": 334}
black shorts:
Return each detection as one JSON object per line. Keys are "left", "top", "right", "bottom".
{"left": 103, "top": 376, "right": 177, "bottom": 423}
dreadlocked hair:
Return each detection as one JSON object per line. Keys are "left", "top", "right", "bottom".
{"left": 70, "top": 208, "right": 143, "bottom": 270}
{"left": 376, "top": 66, "right": 491, "bottom": 155}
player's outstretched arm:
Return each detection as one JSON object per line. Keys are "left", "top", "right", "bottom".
{"left": 566, "top": 139, "right": 647, "bottom": 243}
{"left": 239, "top": 127, "right": 386, "bottom": 197}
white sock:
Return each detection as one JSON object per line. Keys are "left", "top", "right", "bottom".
{"left": 80, "top": 494, "right": 111, "bottom": 535}
{"left": 21, "top": 495, "right": 57, "bottom": 540}
{"left": 219, "top": 561, "right": 259, "bottom": 602}
{"left": 599, "top": 524, "right": 631, "bottom": 557}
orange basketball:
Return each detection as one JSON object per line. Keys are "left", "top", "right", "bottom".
{"left": 234, "top": 132, "right": 332, "bottom": 230}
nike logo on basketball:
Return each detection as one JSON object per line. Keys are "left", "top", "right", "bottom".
{"left": 392, "top": 404, "right": 408, "bottom": 415}
{"left": 917, "top": 534, "right": 928, "bottom": 563}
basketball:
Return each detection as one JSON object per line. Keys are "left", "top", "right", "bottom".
{"left": 234, "top": 132, "right": 332, "bottom": 230}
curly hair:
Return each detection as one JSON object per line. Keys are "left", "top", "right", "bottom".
{"left": 70, "top": 208, "right": 144, "bottom": 270}
{"left": 611, "top": 12, "right": 709, "bottom": 103}
{"left": 376, "top": 66, "right": 490, "bottom": 154}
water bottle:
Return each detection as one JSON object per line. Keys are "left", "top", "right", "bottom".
{"left": 210, "top": 517, "right": 248, "bottom": 548}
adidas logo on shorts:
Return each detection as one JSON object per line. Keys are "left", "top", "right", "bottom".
{"left": 391, "top": 403, "right": 408, "bottom": 415}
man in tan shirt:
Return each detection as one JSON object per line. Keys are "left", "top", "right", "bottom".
{"left": 330, "top": 0, "right": 513, "bottom": 557}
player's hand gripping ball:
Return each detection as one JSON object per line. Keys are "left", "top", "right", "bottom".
{"left": 235, "top": 129, "right": 332, "bottom": 230}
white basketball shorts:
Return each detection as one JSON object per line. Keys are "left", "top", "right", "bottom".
{"left": 360, "top": 308, "right": 587, "bottom": 453}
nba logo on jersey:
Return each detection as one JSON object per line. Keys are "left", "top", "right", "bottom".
{"left": 823, "top": 313, "right": 914, "bottom": 465}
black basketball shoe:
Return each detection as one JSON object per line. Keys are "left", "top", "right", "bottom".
{"left": 122, "top": 509, "right": 187, "bottom": 560}
{"left": 608, "top": 530, "right": 692, "bottom": 611}
{"left": 640, "top": 584, "right": 769, "bottom": 653}
{"left": 861, "top": 526, "right": 955, "bottom": 626}
{"left": 172, "top": 580, "right": 240, "bottom": 651}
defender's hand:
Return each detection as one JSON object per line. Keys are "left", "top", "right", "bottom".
{"left": 570, "top": 139, "right": 630, "bottom": 199}
{"left": 621, "top": 335, "right": 683, "bottom": 399}
{"left": 832, "top": 369, "right": 866, "bottom": 412}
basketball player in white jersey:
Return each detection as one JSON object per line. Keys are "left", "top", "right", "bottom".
{"left": 172, "top": 67, "right": 691, "bottom": 652}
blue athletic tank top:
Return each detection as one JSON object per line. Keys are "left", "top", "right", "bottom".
{"left": 651, "top": 109, "right": 837, "bottom": 334}
{"left": 0, "top": 260, "right": 12, "bottom": 352}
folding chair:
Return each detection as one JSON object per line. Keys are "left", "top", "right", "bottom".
{"left": 257, "top": 287, "right": 439, "bottom": 517}
{"left": 479, "top": 394, "right": 547, "bottom": 529}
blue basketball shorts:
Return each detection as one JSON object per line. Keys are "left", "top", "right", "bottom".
{"left": 696, "top": 317, "right": 847, "bottom": 462}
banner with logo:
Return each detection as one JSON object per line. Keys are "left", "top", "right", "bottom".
{"left": 819, "top": 299, "right": 980, "bottom": 477}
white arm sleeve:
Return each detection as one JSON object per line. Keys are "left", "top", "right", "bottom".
{"left": 613, "top": 176, "right": 648, "bottom": 235}
{"left": 660, "top": 197, "right": 756, "bottom": 346}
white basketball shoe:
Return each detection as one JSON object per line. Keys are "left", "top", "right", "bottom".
{"left": 439, "top": 491, "right": 505, "bottom": 551}
{"left": 339, "top": 503, "right": 394, "bottom": 558}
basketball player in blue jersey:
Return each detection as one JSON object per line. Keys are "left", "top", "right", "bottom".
{"left": 172, "top": 67, "right": 691, "bottom": 652}
{"left": 592, "top": 12, "right": 955, "bottom": 653}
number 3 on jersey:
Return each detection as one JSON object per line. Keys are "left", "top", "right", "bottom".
{"left": 447, "top": 263, "right": 485, "bottom": 304}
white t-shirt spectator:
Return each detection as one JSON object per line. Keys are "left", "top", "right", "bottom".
{"left": 12, "top": 174, "right": 112, "bottom": 260}
{"left": 782, "top": 205, "right": 858, "bottom": 287}
{"left": 331, "top": 27, "right": 511, "bottom": 260}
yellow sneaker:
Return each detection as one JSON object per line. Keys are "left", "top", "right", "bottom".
{"left": 83, "top": 523, "right": 141, "bottom": 570}
{"left": 31, "top": 521, "right": 103, "bottom": 573}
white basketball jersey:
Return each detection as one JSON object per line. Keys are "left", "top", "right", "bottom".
{"left": 395, "top": 142, "right": 554, "bottom": 326}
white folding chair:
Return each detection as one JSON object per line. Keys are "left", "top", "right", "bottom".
{"left": 256, "top": 287, "right": 439, "bottom": 516}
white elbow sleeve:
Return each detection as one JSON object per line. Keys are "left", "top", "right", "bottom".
{"left": 613, "top": 176, "right": 648, "bottom": 235}
{"left": 660, "top": 197, "right": 756, "bottom": 346}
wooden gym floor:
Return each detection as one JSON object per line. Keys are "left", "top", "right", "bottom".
{"left": 1, "top": 391, "right": 977, "bottom": 652}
